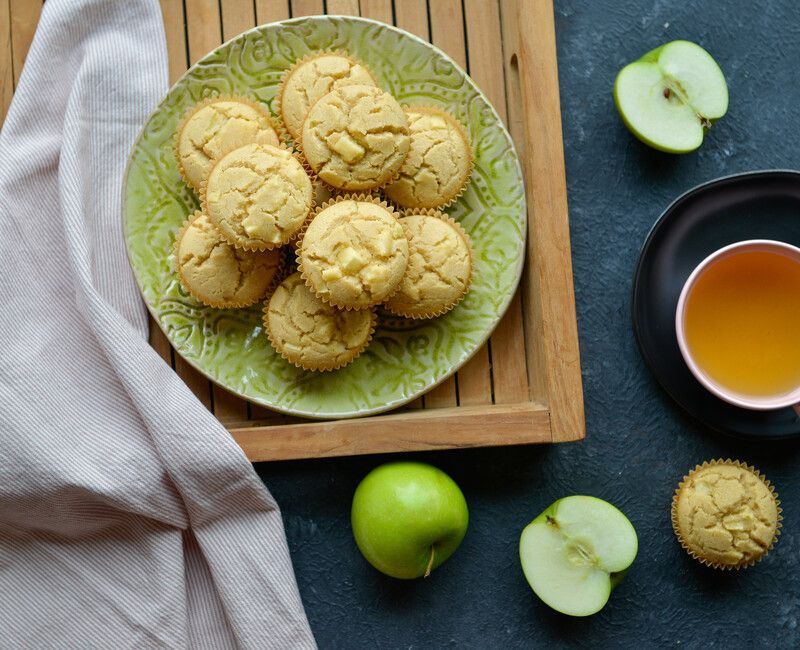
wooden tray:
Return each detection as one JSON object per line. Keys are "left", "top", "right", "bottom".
{"left": 1, "top": 0, "right": 584, "bottom": 461}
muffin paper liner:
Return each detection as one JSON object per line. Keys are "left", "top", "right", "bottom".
{"left": 296, "top": 193, "right": 405, "bottom": 311}
{"left": 173, "top": 95, "right": 282, "bottom": 192}
{"left": 297, "top": 86, "right": 410, "bottom": 195}
{"left": 275, "top": 49, "right": 380, "bottom": 146}
{"left": 262, "top": 274, "right": 378, "bottom": 372}
{"left": 382, "top": 208, "right": 474, "bottom": 319}
{"left": 173, "top": 210, "right": 284, "bottom": 309}
{"left": 382, "top": 105, "right": 474, "bottom": 211}
{"left": 671, "top": 458, "right": 782, "bottom": 570}
{"left": 199, "top": 143, "right": 315, "bottom": 252}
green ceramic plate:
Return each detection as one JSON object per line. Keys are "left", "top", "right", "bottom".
{"left": 123, "top": 16, "right": 526, "bottom": 420}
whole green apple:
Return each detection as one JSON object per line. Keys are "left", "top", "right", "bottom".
{"left": 520, "top": 495, "right": 638, "bottom": 617}
{"left": 351, "top": 462, "right": 469, "bottom": 579}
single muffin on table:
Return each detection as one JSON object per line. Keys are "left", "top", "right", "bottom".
{"left": 265, "top": 272, "right": 376, "bottom": 371}
{"left": 672, "top": 459, "right": 781, "bottom": 570}
{"left": 298, "top": 196, "right": 409, "bottom": 310}
{"left": 300, "top": 85, "right": 410, "bottom": 192}
{"left": 277, "top": 51, "right": 378, "bottom": 144}
{"left": 384, "top": 106, "right": 473, "bottom": 209}
{"left": 384, "top": 209, "right": 473, "bottom": 319}
{"left": 175, "top": 97, "right": 280, "bottom": 191}
{"left": 202, "top": 143, "right": 313, "bottom": 250}
{"left": 174, "top": 211, "right": 282, "bottom": 308}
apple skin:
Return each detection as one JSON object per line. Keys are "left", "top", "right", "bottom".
{"left": 351, "top": 462, "right": 469, "bottom": 579}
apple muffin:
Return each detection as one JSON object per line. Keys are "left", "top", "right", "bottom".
{"left": 384, "top": 107, "right": 473, "bottom": 209}
{"left": 300, "top": 85, "right": 410, "bottom": 191}
{"left": 298, "top": 196, "right": 408, "bottom": 309}
{"left": 175, "top": 97, "right": 280, "bottom": 191}
{"left": 202, "top": 143, "right": 313, "bottom": 250}
{"left": 174, "top": 211, "right": 282, "bottom": 308}
{"left": 672, "top": 459, "right": 781, "bottom": 569}
{"left": 277, "top": 52, "right": 377, "bottom": 143}
{"left": 384, "top": 209, "right": 473, "bottom": 319}
{"left": 264, "top": 272, "right": 375, "bottom": 371}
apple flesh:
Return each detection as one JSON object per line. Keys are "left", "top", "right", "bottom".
{"left": 519, "top": 496, "right": 637, "bottom": 617}
{"left": 614, "top": 40, "right": 728, "bottom": 153}
{"left": 351, "top": 462, "right": 469, "bottom": 579}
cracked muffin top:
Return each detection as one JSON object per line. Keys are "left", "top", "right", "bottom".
{"left": 300, "top": 85, "right": 410, "bottom": 191}
{"left": 175, "top": 98, "right": 280, "bottom": 191}
{"left": 384, "top": 107, "right": 472, "bottom": 209}
{"left": 384, "top": 212, "right": 472, "bottom": 319}
{"left": 265, "top": 272, "right": 375, "bottom": 371}
{"left": 298, "top": 198, "right": 408, "bottom": 309}
{"left": 203, "top": 143, "right": 312, "bottom": 250}
{"left": 672, "top": 460, "right": 780, "bottom": 569}
{"left": 175, "top": 211, "right": 282, "bottom": 308}
{"left": 278, "top": 53, "right": 377, "bottom": 143}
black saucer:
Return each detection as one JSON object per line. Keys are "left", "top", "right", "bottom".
{"left": 632, "top": 170, "right": 800, "bottom": 439}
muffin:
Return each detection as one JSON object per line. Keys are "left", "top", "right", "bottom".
{"left": 264, "top": 272, "right": 376, "bottom": 371}
{"left": 202, "top": 143, "right": 313, "bottom": 250}
{"left": 175, "top": 97, "right": 280, "bottom": 191}
{"left": 174, "top": 211, "right": 282, "bottom": 308}
{"left": 277, "top": 52, "right": 377, "bottom": 143}
{"left": 672, "top": 459, "right": 781, "bottom": 569}
{"left": 384, "top": 209, "right": 473, "bottom": 318}
{"left": 298, "top": 196, "right": 408, "bottom": 309}
{"left": 384, "top": 107, "right": 473, "bottom": 209}
{"left": 300, "top": 85, "right": 410, "bottom": 191}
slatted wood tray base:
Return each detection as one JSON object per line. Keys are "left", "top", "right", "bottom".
{"left": 1, "top": 0, "right": 584, "bottom": 461}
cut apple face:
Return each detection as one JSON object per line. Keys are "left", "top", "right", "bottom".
{"left": 614, "top": 40, "right": 728, "bottom": 153}
{"left": 519, "top": 496, "right": 638, "bottom": 617}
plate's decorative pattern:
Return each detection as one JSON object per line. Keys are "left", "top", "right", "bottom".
{"left": 123, "top": 16, "right": 526, "bottom": 419}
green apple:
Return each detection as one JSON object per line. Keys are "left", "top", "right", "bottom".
{"left": 614, "top": 40, "right": 728, "bottom": 153}
{"left": 519, "top": 495, "right": 637, "bottom": 617}
{"left": 351, "top": 462, "right": 468, "bottom": 579}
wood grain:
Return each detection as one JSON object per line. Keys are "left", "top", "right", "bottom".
{"left": 359, "top": 0, "right": 393, "bottom": 23}
{"left": 9, "top": 0, "right": 41, "bottom": 86}
{"left": 393, "top": 0, "right": 428, "bottom": 39}
{"left": 159, "top": 0, "right": 188, "bottom": 84}
{"left": 290, "top": 0, "right": 324, "bottom": 17}
{"left": 326, "top": 0, "right": 359, "bottom": 15}
{"left": 503, "top": 0, "right": 584, "bottom": 441}
{"left": 0, "top": 0, "right": 12, "bottom": 122}
{"left": 255, "top": 0, "right": 290, "bottom": 23}
{"left": 232, "top": 402, "right": 551, "bottom": 461}
{"left": 185, "top": 0, "right": 222, "bottom": 65}
{"left": 221, "top": 0, "right": 256, "bottom": 40}
{"left": 428, "top": 0, "right": 466, "bottom": 68}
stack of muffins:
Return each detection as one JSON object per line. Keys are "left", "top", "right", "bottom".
{"left": 173, "top": 52, "right": 474, "bottom": 371}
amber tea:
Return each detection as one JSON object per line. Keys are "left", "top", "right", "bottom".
{"left": 683, "top": 249, "right": 800, "bottom": 398}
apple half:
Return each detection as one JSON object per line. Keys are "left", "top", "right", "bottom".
{"left": 614, "top": 40, "right": 728, "bottom": 153}
{"left": 519, "top": 496, "right": 638, "bottom": 617}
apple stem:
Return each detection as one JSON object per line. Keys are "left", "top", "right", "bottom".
{"left": 424, "top": 546, "right": 435, "bottom": 578}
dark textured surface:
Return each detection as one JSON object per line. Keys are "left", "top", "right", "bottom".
{"left": 256, "top": 1, "right": 800, "bottom": 647}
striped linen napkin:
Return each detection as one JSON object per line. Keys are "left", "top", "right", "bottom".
{"left": 0, "top": 1, "right": 315, "bottom": 647}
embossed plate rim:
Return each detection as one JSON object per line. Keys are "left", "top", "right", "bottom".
{"left": 122, "top": 15, "right": 527, "bottom": 420}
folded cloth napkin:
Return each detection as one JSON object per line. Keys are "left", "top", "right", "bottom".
{"left": 0, "top": 1, "right": 315, "bottom": 647}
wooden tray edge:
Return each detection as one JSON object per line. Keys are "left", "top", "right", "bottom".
{"left": 231, "top": 401, "right": 583, "bottom": 461}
